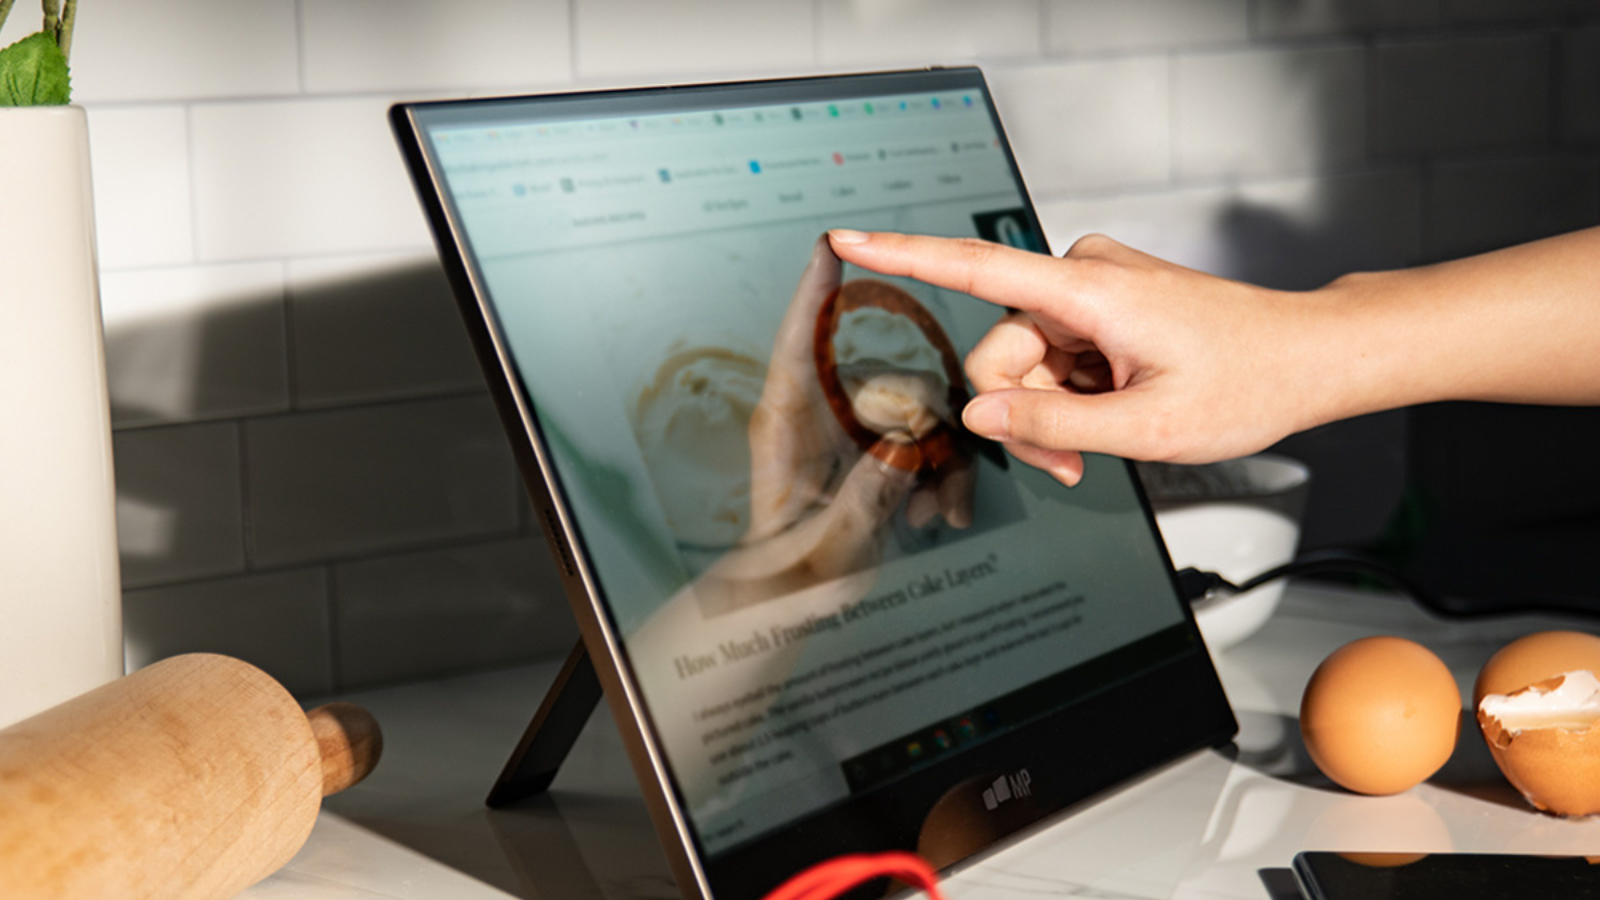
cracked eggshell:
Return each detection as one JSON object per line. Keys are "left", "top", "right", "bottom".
{"left": 1473, "top": 630, "right": 1600, "bottom": 709}
{"left": 1477, "top": 675, "right": 1600, "bottom": 817}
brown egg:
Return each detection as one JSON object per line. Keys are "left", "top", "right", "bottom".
{"left": 1300, "top": 636, "right": 1461, "bottom": 795}
{"left": 1473, "top": 630, "right": 1600, "bottom": 707}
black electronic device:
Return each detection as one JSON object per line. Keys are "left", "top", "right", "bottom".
{"left": 391, "top": 67, "right": 1236, "bottom": 900}
{"left": 1293, "top": 851, "right": 1600, "bottom": 899}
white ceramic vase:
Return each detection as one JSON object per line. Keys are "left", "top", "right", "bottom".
{"left": 0, "top": 106, "right": 124, "bottom": 728}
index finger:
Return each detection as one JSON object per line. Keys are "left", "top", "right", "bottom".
{"left": 827, "top": 230, "right": 1072, "bottom": 314}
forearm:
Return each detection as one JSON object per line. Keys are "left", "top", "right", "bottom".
{"left": 1306, "top": 226, "right": 1600, "bottom": 425}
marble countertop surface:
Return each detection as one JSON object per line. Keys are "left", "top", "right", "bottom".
{"left": 245, "top": 583, "right": 1600, "bottom": 900}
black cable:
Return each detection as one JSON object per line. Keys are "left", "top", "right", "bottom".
{"left": 1233, "top": 549, "right": 1449, "bottom": 613}
{"left": 1181, "top": 550, "right": 1490, "bottom": 620}
{"left": 1180, "top": 549, "right": 1600, "bottom": 620}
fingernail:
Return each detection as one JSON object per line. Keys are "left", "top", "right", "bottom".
{"left": 829, "top": 228, "right": 869, "bottom": 245}
{"left": 962, "top": 397, "right": 1009, "bottom": 439}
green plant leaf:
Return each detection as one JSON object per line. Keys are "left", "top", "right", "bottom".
{"left": 0, "top": 31, "right": 72, "bottom": 106}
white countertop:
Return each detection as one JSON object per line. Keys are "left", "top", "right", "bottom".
{"left": 248, "top": 583, "right": 1600, "bottom": 900}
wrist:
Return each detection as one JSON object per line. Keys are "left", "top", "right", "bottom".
{"left": 1291, "top": 271, "right": 1423, "bottom": 426}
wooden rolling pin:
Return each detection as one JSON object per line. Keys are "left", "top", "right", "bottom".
{"left": 0, "top": 653, "right": 382, "bottom": 900}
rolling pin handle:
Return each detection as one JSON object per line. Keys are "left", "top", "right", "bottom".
{"left": 306, "top": 702, "right": 383, "bottom": 797}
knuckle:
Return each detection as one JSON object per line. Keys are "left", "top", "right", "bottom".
{"left": 962, "top": 350, "right": 987, "bottom": 386}
{"left": 947, "top": 237, "right": 1002, "bottom": 295}
{"left": 1065, "top": 232, "right": 1119, "bottom": 260}
{"left": 1013, "top": 397, "right": 1075, "bottom": 450}
{"left": 1134, "top": 408, "right": 1191, "bottom": 463}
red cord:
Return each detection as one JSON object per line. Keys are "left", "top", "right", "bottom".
{"left": 760, "top": 852, "right": 947, "bottom": 900}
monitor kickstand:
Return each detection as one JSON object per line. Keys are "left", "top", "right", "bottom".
{"left": 485, "top": 639, "right": 602, "bottom": 807}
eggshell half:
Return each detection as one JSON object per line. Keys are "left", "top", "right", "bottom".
{"left": 1473, "top": 630, "right": 1600, "bottom": 708}
{"left": 1478, "top": 676, "right": 1600, "bottom": 817}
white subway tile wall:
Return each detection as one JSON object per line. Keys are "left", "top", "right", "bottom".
{"left": 989, "top": 58, "right": 1172, "bottom": 193}
{"left": 1046, "top": 0, "right": 1250, "bottom": 53}
{"left": 51, "top": 1, "right": 1594, "bottom": 695}
{"left": 82, "top": 107, "right": 194, "bottom": 270}
{"left": 1249, "top": 0, "right": 1440, "bottom": 40}
{"left": 1173, "top": 45, "right": 1367, "bottom": 179}
{"left": 575, "top": 0, "right": 815, "bottom": 79}
{"left": 70, "top": 1, "right": 302, "bottom": 103}
{"left": 190, "top": 98, "right": 433, "bottom": 261}
{"left": 819, "top": 0, "right": 1043, "bottom": 65}
{"left": 299, "top": 0, "right": 573, "bottom": 94}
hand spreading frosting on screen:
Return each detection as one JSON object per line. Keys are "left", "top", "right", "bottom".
{"left": 693, "top": 235, "right": 975, "bottom": 616}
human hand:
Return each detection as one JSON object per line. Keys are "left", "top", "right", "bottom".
{"left": 749, "top": 235, "right": 975, "bottom": 534}
{"left": 706, "top": 236, "right": 975, "bottom": 613}
{"left": 828, "top": 229, "right": 1323, "bottom": 486}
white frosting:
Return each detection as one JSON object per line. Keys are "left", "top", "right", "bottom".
{"left": 834, "top": 306, "right": 945, "bottom": 373}
{"left": 1481, "top": 669, "right": 1600, "bottom": 732}
{"left": 632, "top": 347, "right": 763, "bottom": 549}
{"left": 838, "top": 363, "right": 948, "bottom": 438}
{"left": 833, "top": 307, "right": 949, "bottom": 438}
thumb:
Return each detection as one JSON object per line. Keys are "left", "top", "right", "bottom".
{"left": 800, "top": 441, "right": 919, "bottom": 577}
{"left": 769, "top": 234, "right": 844, "bottom": 375}
{"left": 828, "top": 440, "right": 921, "bottom": 538}
{"left": 963, "top": 387, "right": 1158, "bottom": 463}
{"left": 720, "top": 439, "right": 917, "bottom": 584}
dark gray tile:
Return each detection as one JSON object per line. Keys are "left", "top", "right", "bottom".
{"left": 1425, "top": 156, "right": 1600, "bottom": 259}
{"left": 1370, "top": 36, "right": 1551, "bottom": 156}
{"left": 101, "top": 263, "right": 290, "bottom": 427}
{"left": 334, "top": 537, "right": 574, "bottom": 688}
{"left": 1561, "top": 28, "right": 1600, "bottom": 146}
{"left": 114, "top": 422, "right": 246, "bottom": 588}
{"left": 246, "top": 396, "right": 520, "bottom": 566}
{"left": 123, "top": 568, "right": 333, "bottom": 697}
{"left": 289, "top": 252, "right": 482, "bottom": 407}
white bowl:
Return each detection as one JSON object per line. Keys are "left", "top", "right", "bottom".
{"left": 1140, "top": 454, "right": 1311, "bottom": 652}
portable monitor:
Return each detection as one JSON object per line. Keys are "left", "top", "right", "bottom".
{"left": 391, "top": 67, "right": 1236, "bottom": 900}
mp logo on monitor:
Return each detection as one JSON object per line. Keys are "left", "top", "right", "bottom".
{"left": 982, "top": 769, "right": 1033, "bottom": 811}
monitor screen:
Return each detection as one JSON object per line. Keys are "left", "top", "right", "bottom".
{"left": 395, "top": 67, "right": 1233, "bottom": 900}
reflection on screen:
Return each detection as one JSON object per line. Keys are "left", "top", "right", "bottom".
{"left": 423, "top": 88, "right": 1185, "bottom": 857}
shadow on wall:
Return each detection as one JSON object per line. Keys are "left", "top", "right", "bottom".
{"left": 103, "top": 258, "right": 575, "bottom": 696}
{"left": 1195, "top": 19, "right": 1600, "bottom": 609}
{"left": 1214, "top": 197, "right": 1415, "bottom": 554}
